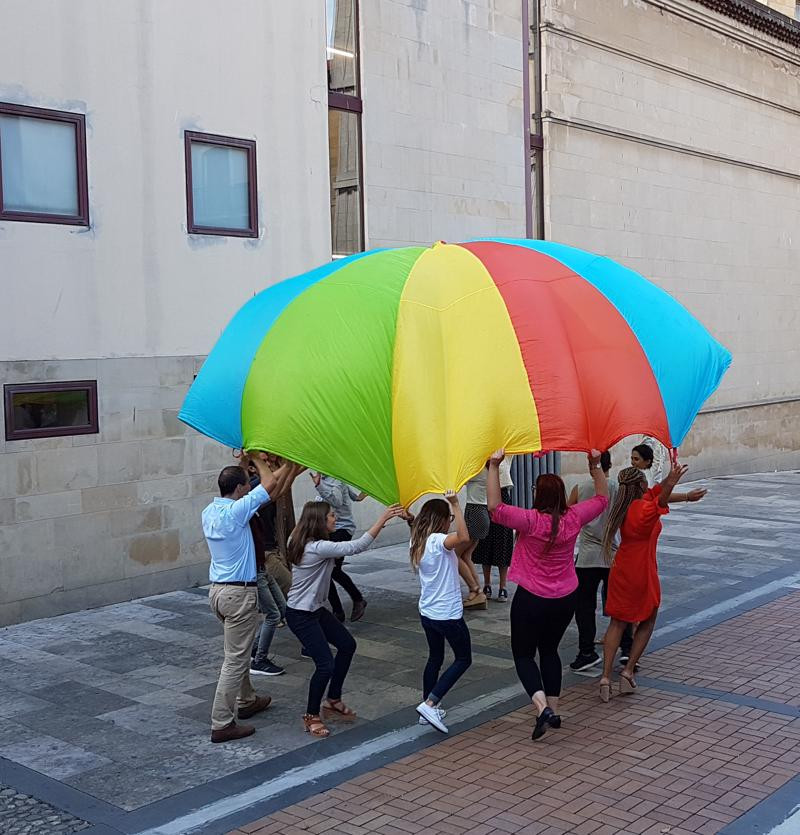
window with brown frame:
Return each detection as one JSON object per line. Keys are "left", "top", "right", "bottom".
{"left": 184, "top": 131, "right": 258, "bottom": 237}
{"left": 4, "top": 381, "right": 98, "bottom": 441}
{"left": 0, "top": 102, "right": 89, "bottom": 226}
{"left": 326, "top": 0, "right": 364, "bottom": 257}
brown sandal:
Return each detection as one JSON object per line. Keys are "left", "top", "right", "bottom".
{"left": 619, "top": 672, "right": 637, "bottom": 695}
{"left": 322, "top": 699, "right": 357, "bottom": 720}
{"left": 302, "top": 713, "right": 330, "bottom": 737}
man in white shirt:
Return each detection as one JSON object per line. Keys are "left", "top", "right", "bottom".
{"left": 203, "top": 454, "right": 301, "bottom": 743}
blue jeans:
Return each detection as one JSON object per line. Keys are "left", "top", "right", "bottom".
{"left": 419, "top": 615, "right": 472, "bottom": 704}
{"left": 286, "top": 605, "right": 356, "bottom": 715}
{"left": 253, "top": 569, "right": 287, "bottom": 663}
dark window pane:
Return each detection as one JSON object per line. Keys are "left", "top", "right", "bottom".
{"left": 328, "top": 109, "right": 363, "bottom": 256}
{"left": 12, "top": 389, "right": 89, "bottom": 430}
{"left": 326, "top": 0, "right": 358, "bottom": 96}
{"left": 5, "top": 382, "right": 98, "bottom": 440}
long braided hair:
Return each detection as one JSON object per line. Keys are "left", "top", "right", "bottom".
{"left": 601, "top": 466, "right": 648, "bottom": 564}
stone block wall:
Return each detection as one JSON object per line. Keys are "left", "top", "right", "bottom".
{"left": 0, "top": 356, "right": 228, "bottom": 625}
{"left": 361, "top": 0, "right": 528, "bottom": 246}
{"left": 540, "top": 0, "right": 800, "bottom": 473}
{"left": 0, "top": 355, "right": 414, "bottom": 626}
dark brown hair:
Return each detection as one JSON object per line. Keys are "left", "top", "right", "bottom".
{"left": 533, "top": 473, "right": 568, "bottom": 550}
{"left": 287, "top": 501, "right": 331, "bottom": 566}
{"left": 218, "top": 465, "right": 247, "bottom": 497}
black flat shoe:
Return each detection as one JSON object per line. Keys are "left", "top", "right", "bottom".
{"left": 532, "top": 707, "right": 556, "bottom": 740}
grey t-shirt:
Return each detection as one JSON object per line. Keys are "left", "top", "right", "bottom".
{"left": 575, "top": 479, "right": 618, "bottom": 568}
{"left": 287, "top": 532, "right": 374, "bottom": 611}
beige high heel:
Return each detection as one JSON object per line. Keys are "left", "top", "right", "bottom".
{"left": 463, "top": 587, "right": 487, "bottom": 610}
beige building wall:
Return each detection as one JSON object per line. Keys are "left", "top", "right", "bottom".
{"left": 761, "top": 0, "right": 796, "bottom": 19}
{"left": 0, "top": 0, "right": 332, "bottom": 625}
{"left": 542, "top": 0, "right": 800, "bottom": 482}
{"left": 361, "top": 0, "right": 528, "bottom": 246}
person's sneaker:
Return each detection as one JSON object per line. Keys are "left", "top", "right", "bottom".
{"left": 418, "top": 706, "right": 446, "bottom": 725}
{"left": 497, "top": 588, "right": 508, "bottom": 603}
{"left": 210, "top": 721, "right": 255, "bottom": 743}
{"left": 483, "top": 585, "right": 492, "bottom": 600}
{"left": 532, "top": 707, "right": 558, "bottom": 740}
{"left": 351, "top": 599, "right": 367, "bottom": 622}
{"left": 570, "top": 651, "right": 601, "bottom": 671}
{"left": 237, "top": 695, "right": 272, "bottom": 720}
{"left": 300, "top": 648, "right": 312, "bottom": 660}
{"left": 416, "top": 701, "right": 448, "bottom": 733}
{"left": 277, "top": 619, "right": 286, "bottom": 628}
{"left": 250, "top": 658, "right": 285, "bottom": 676}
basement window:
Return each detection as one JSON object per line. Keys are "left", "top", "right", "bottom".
{"left": 4, "top": 381, "right": 99, "bottom": 441}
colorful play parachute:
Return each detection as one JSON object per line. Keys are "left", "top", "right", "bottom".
{"left": 179, "top": 239, "right": 731, "bottom": 506}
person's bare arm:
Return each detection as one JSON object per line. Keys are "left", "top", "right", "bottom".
{"left": 487, "top": 449, "right": 505, "bottom": 513}
{"left": 659, "top": 462, "right": 689, "bottom": 507}
{"left": 587, "top": 449, "right": 608, "bottom": 498}
{"left": 248, "top": 454, "right": 304, "bottom": 499}
{"left": 443, "top": 491, "right": 470, "bottom": 551}
{"left": 668, "top": 488, "right": 708, "bottom": 504}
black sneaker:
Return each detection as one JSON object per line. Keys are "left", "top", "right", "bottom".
{"left": 250, "top": 658, "right": 285, "bottom": 676}
{"left": 569, "top": 651, "right": 601, "bottom": 671}
{"left": 497, "top": 588, "right": 508, "bottom": 602}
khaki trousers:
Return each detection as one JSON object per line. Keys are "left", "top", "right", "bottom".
{"left": 209, "top": 583, "right": 260, "bottom": 730}
{"left": 265, "top": 550, "right": 292, "bottom": 598}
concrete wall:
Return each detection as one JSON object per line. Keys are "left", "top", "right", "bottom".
{"left": 0, "top": 1, "right": 333, "bottom": 625}
{"left": 0, "top": 0, "right": 331, "bottom": 361}
{"left": 361, "top": 0, "right": 527, "bottom": 246}
{"left": 541, "top": 0, "right": 800, "bottom": 477}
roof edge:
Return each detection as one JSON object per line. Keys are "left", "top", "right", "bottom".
{"left": 693, "top": 0, "right": 800, "bottom": 48}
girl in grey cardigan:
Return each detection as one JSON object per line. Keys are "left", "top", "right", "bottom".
{"left": 285, "top": 499, "right": 401, "bottom": 737}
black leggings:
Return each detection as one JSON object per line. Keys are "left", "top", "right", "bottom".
{"left": 510, "top": 585, "right": 577, "bottom": 698}
{"left": 285, "top": 605, "right": 356, "bottom": 715}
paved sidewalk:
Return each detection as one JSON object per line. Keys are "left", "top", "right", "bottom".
{"left": 233, "top": 590, "right": 800, "bottom": 835}
{"left": 0, "top": 472, "right": 798, "bottom": 834}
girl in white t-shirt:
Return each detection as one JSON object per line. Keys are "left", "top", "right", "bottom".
{"left": 409, "top": 492, "right": 472, "bottom": 733}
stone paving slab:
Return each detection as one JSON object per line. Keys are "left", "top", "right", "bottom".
{"left": 231, "top": 592, "right": 800, "bottom": 835}
{"left": 0, "top": 473, "right": 797, "bottom": 831}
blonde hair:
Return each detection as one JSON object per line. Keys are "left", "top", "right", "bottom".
{"left": 601, "top": 467, "right": 647, "bottom": 563}
{"left": 409, "top": 499, "right": 451, "bottom": 570}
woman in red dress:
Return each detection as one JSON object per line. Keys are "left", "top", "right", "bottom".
{"left": 597, "top": 461, "right": 688, "bottom": 702}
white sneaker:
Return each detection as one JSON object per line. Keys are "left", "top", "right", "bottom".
{"left": 416, "top": 701, "right": 448, "bottom": 733}
{"left": 418, "top": 706, "right": 446, "bottom": 725}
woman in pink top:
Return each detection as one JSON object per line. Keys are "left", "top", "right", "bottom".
{"left": 487, "top": 448, "right": 608, "bottom": 740}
